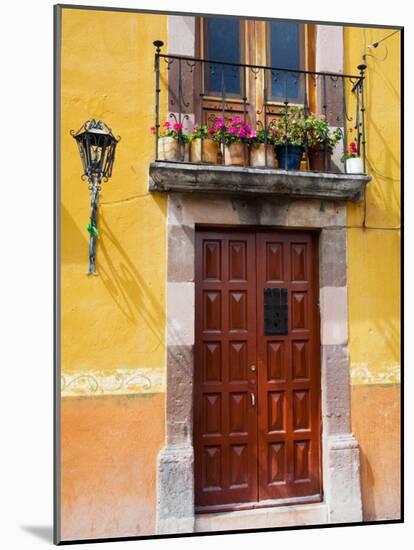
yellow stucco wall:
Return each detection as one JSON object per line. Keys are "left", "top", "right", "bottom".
{"left": 60, "top": 8, "right": 168, "bottom": 395}
{"left": 59, "top": 8, "right": 169, "bottom": 540}
{"left": 344, "top": 27, "right": 401, "bottom": 386}
{"left": 344, "top": 26, "right": 401, "bottom": 521}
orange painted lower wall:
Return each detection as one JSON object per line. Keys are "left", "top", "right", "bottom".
{"left": 60, "top": 393, "right": 164, "bottom": 541}
{"left": 351, "top": 384, "right": 401, "bottom": 521}
{"left": 60, "top": 385, "right": 400, "bottom": 540}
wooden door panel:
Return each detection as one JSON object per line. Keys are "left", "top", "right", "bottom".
{"left": 195, "top": 230, "right": 257, "bottom": 508}
{"left": 256, "top": 231, "right": 321, "bottom": 501}
{"left": 267, "top": 341, "right": 286, "bottom": 382}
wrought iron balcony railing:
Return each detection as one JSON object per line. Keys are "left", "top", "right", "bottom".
{"left": 152, "top": 41, "right": 367, "bottom": 175}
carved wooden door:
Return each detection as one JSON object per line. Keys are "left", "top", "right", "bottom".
{"left": 194, "top": 228, "right": 321, "bottom": 511}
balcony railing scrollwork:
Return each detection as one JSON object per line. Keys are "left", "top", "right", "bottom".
{"left": 152, "top": 40, "right": 367, "bottom": 175}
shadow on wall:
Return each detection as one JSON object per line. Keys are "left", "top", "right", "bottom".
{"left": 97, "top": 208, "right": 165, "bottom": 351}
{"left": 358, "top": 448, "right": 376, "bottom": 521}
{"left": 61, "top": 204, "right": 89, "bottom": 264}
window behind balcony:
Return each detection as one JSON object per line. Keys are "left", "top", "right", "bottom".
{"left": 203, "top": 17, "right": 244, "bottom": 96}
{"left": 268, "top": 21, "right": 304, "bottom": 102}
{"left": 197, "top": 18, "right": 310, "bottom": 127}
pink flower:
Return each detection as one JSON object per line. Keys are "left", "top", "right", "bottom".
{"left": 245, "top": 124, "right": 252, "bottom": 133}
{"left": 214, "top": 118, "right": 225, "bottom": 129}
{"left": 238, "top": 128, "right": 246, "bottom": 138}
{"left": 150, "top": 126, "right": 156, "bottom": 134}
{"left": 163, "top": 121, "right": 171, "bottom": 128}
{"left": 250, "top": 130, "right": 258, "bottom": 139}
{"left": 208, "top": 128, "right": 216, "bottom": 135}
{"left": 232, "top": 116, "right": 243, "bottom": 125}
{"left": 173, "top": 122, "right": 183, "bottom": 131}
{"left": 228, "top": 126, "right": 236, "bottom": 135}
{"left": 349, "top": 141, "right": 358, "bottom": 153}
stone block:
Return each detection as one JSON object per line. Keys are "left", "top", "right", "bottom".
{"left": 168, "top": 224, "right": 195, "bottom": 282}
{"left": 324, "top": 434, "right": 363, "bottom": 523}
{"left": 195, "top": 503, "right": 329, "bottom": 532}
{"left": 168, "top": 193, "right": 241, "bottom": 226}
{"left": 167, "top": 282, "right": 194, "bottom": 346}
{"left": 156, "top": 446, "right": 195, "bottom": 534}
{"left": 319, "top": 228, "right": 347, "bottom": 287}
{"left": 321, "top": 344, "right": 351, "bottom": 434}
{"left": 259, "top": 197, "right": 290, "bottom": 226}
{"left": 320, "top": 286, "right": 348, "bottom": 345}
{"left": 286, "top": 199, "right": 346, "bottom": 228}
{"left": 166, "top": 345, "right": 194, "bottom": 446}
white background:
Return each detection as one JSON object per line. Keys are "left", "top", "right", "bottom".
{"left": 0, "top": 0, "right": 409, "bottom": 548}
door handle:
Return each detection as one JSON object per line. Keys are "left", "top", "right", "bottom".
{"left": 251, "top": 392, "right": 256, "bottom": 407}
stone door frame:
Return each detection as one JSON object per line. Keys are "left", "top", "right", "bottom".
{"left": 156, "top": 192, "right": 362, "bottom": 534}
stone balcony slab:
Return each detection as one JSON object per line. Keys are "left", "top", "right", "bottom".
{"left": 149, "top": 162, "right": 370, "bottom": 201}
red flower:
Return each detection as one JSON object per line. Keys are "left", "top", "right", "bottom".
{"left": 150, "top": 126, "right": 156, "bottom": 134}
{"left": 349, "top": 141, "right": 358, "bottom": 154}
{"left": 173, "top": 122, "right": 183, "bottom": 131}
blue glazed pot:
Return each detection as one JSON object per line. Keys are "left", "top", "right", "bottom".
{"left": 275, "top": 144, "right": 303, "bottom": 170}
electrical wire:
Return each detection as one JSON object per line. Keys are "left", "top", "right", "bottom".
{"left": 363, "top": 44, "right": 388, "bottom": 63}
{"left": 368, "top": 29, "right": 400, "bottom": 49}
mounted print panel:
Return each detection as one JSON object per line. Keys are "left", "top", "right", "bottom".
{"left": 55, "top": 4, "right": 401, "bottom": 543}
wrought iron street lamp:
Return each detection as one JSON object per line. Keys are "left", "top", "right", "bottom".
{"left": 71, "top": 119, "right": 120, "bottom": 274}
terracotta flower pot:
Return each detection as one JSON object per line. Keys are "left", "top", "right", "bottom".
{"left": 157, "top": 137, "right": 178, "bottom": 161}
{"left": 191, "top": 138, "right": 218, "bottom": 164}
{"left": 157, "top": 137, "right": 189, "bottom": 162}
{"left": 224, "top": 142, "right": 246, "bottom": 166}
{"left": 346, "top": 157, "right": 363, "bottom": 174}
{"left": 249, "top": 144, "right": 275, "bottom": 168}
{"left": 182, "top": 142, "right": 190, "bottom": 162}
{"left": 308, "top": 144, "right": 332, "bottom": 172}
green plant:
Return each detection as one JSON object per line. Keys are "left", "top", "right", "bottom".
{"left": 248, "top": 125, "right": 279, "bottom": 148}
{"left": 305, "top": 114, "right": 342, "bottom": 150}
{"left": 187, "top": 124, "right": 217, "bottom": 142}
{"left": 273, "top": 106, "right": 307, "bottom": 146}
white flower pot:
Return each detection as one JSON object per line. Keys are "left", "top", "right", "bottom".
{"left": 346, "top": 157, "right": 363, "bottom": 174}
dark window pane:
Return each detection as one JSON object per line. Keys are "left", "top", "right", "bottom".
{"left": 269, "top": 21, "right": 301, "bottom": 99}
{"left": 205, "top": 17, "right": 241, "bottom": 95}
